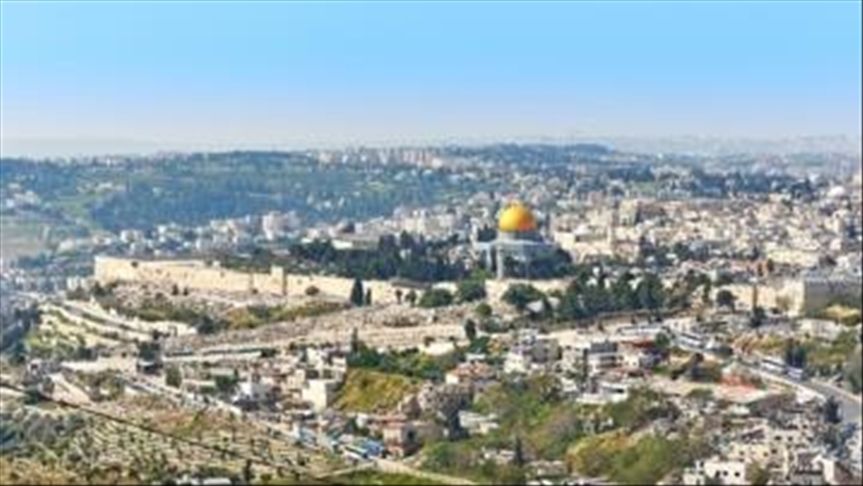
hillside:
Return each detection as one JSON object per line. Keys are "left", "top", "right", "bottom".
{"left": 335, "top": 369, "right": 420, "bottom": 414}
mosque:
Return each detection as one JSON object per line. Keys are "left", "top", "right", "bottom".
{"left": 474, "top": 202, "right": 561, "bottom": 279}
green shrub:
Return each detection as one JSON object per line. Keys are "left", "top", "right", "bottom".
{"left": 418, "top": 289, "right": 454, "bottom": 308}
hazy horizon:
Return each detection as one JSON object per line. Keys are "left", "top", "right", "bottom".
{"left": 1, "top": 1, "right": 861, "bottom": 157}
{"left": 3, "top": 134, "right": 862, "bottom": 160}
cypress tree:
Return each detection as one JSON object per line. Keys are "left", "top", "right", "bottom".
{"left": 350, "top": 278, "right": 364, "bottom": 307}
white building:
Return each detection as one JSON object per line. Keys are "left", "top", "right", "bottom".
{"left": 120, "top": 229, "right": 144, "bottom": 244}
{"left": 261, "top": 212, "right": 288, "bottom": 241}
{"left": 849, "top": 428, "right": 862, "bottom": 476}
{"left": 683, "top": 459, "right": 749, "bottom": 486}
{"left": 233, "top": 378, "right": 273, "bottom": 404}
{"left": 302, "top": 378, "right": 338, "bottom": 411}
{"left": 504, "top": 349, "right": 532, "bottom": 375}
{"left": 458, "top": 411, "right": 500, "bottom": 436}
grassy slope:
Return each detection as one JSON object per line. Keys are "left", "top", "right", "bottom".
{"left": 338, "top": 471, "right": 445, "bottom": 485}
{"left": 335, "top": 369, "right": 420, "bottom": 414}
{"left": 568, "top": 431, "right": 696, "bottom": 485}
{"left": 260, "top": 471, "right": 443, "bottom": 485}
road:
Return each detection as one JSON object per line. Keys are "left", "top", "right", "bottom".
{"left": 805, "top": 379, "right": 862, "bottom": 424}
{"left": 673, "top": 334, "right": 862, "bottom": 425}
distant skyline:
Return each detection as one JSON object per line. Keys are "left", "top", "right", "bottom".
{"left": 1, "top": 1, "right": 861, "bottom": 157}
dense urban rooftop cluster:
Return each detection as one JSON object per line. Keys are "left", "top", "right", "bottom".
{"left": 1, "top": 143, "right": 861, "bottom": 485}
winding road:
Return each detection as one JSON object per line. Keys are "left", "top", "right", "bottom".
{"left": 804, "top": 379, "right": 862, "bottom": 424}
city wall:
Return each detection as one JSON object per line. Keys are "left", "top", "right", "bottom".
{"left": 711, "top": 278, "right": 862, "bottom": 317}
{"left": 94, "top": 256, "right": 419, "bottom": 305}
{"left": 94, "top": 256, "right": 861, "bottom": 326}
{"left": 94, "top": 256, "right": 571, "bottom": 307}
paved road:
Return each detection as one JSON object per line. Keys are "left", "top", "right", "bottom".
{"left": 673, "top": 335, "right": 862, "bottom": 425}
{"left": 805, "top": 379, "right": 862, "bottom": 424}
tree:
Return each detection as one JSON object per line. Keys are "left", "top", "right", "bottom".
{"left": 194, "top": 315, "right": 224, "bottom": 335}
{"left": 792, "top": 346, "right": 807, "bottom": 370}
{"left": 350, "top": 279, "right": 365, "bottom": 307}
{"left": 502, "top": 284, "right": 545, "bottom": 312}
{"left": 350, "top": 328, "right": 360, "bottom": 354}
{"left": 304, "top": 285, "right": 320, "bottom": 296}
{"left": 636, "top": 273, "right": 665, "bottom": 311}
{"left": 823, "top": 396, "right": 842, "bottom": 424}
{"left": 395, "top": 288, "right": 403, "bottom": 304}
{"left": 749, "top": 306, "right": 767, "bottom": 328}
{"left": 137, "top": 341, "right": 161, "bottom": 362}
{"left": 654, "top": 332, "right": 671, "bottom": 354}
{"left": 150, "top": 328, "right": 164, "bottom": 342}
{"left": 715, "top": 289, "right": 736, "bottom": 310}
{"left": 556, "top": 289, "right": 586, "bottom": 322}
{"left": 405, "top": 290, "right": 418, "bottom": 307}
{"left": 170, "top": 284, "right": 180, "bottom": 296}
{"left": 714, "top": 273, "right": 734, "bottom": 287}
{"left": 165, "top": 365, "right": 182, "bottom": 388}
{"left": 399, "top": 230, "right": 415, "bottom": 251}
{"left": 464, "top": 319, "right": 478, "bottom": 343}
{"left": 513, "top": 435, "right": 526, "bottom": 467}
{"left": 784, "top": 340, "right": 808, "bottom": 369}
{"left": 364, "top": 288, "right": 373, "bottom": 306}
{"left": 242, "top": 459, "right": 254, "bottom": 484}
{"left": 23, "top": 387, "right": 43, "bottom": 405}
{"left": 687, "top": 353, "right": 705, "bottom": 381}
{"left": 9, "top": 341, "right": 27, "bottom": 366}
{"left": 419, "top": 288, "right": 455, "bottom": 308}
{"left": 746, "top": 464, "right": 770, "bottom": 486}
{"left": 610, "top": 272, "right": 638, "bottom": 311}
{"left": 474, "top": 302, "right": 493, "bottom": 319}
{"left": 456, "top": 279, "right": 486, "bottom": 303}
{"left": 784, "top": 340, "right": 796, "bottom": 367}
{"left": 215, "top": 375, "right": 239, "bottom": 395}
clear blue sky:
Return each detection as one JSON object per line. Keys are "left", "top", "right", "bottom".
{"left": 1, "top": 0, "right": 861, "bottom": 152}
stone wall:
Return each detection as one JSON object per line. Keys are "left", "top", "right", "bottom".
{"left": 95, "top": 256, "right": 575, "bottom": 307}
{"left": 285, "top": 273, "right": 402, "bottom": 304}
{"left": 94, "top": 256, "right": 411, "bottom": 304}
{"left": 709, "top": 276, "right": 862, "bottom": 317}
{"left": 783, "top": 276, "right": 862, "bottom": 317}
{"left": 712, "top": 283, "right": 784, "bottom": 313}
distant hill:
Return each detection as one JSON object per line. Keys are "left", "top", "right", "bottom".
{"left": 571, "top": 143, "right": 613, "bottom": 155}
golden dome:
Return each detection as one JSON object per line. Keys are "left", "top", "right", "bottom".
{"left": 498, "top": 203, "right": 538, "bottom": 232}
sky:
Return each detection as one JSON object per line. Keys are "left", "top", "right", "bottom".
{"left": 1, "top": 0, "right": 861, "bottom": 155}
